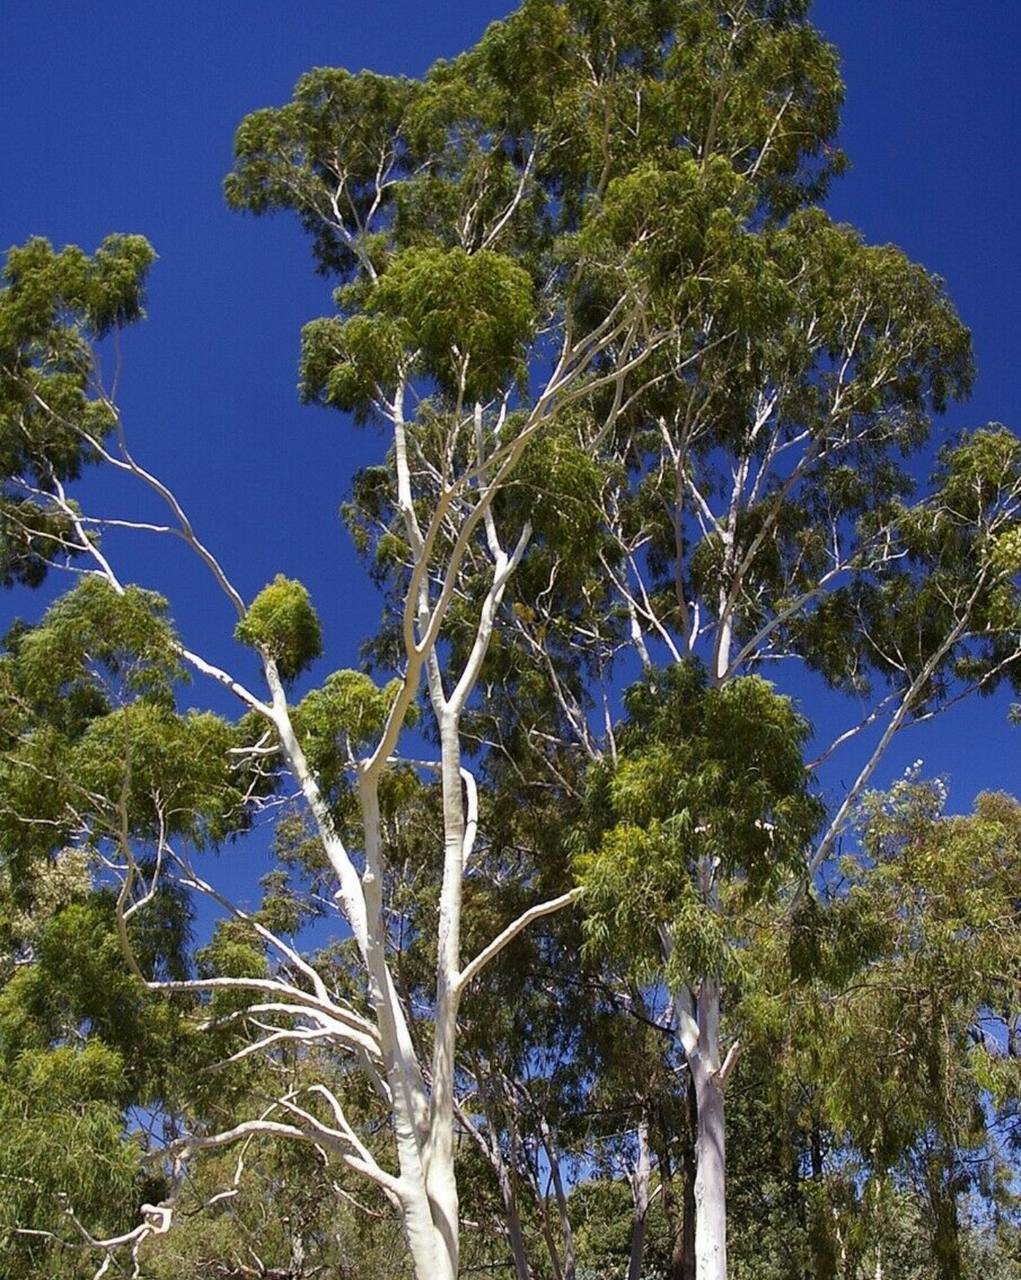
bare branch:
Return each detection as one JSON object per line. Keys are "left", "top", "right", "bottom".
{"left": 457, "top": 890, "right": 581, "bottom": 993}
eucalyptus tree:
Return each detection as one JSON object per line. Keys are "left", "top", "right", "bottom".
{"left": 453, "top": 27, "right": 1021, "bottom": 1280}
{"left": 773, "top": 779, "right": 1021, "bottom": 1279}
{"left": 0, "top": 194, "right": 569, "bottom": 1280}
{"left": 548, "top": 265, "right": 1021, "bottom": 1276}
{"left": 218, "top": 2, "right": 849, "bottom": 1276}
{"left": 224, "top": 1, "right": 1021, "bottom": 1276}
{"left": 3, "top": 5, "right": 1020, "bottom": 1280}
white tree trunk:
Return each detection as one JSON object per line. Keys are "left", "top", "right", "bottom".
{"left": 693, "top": 973, "right": 728, "bottom": 1280}
{"left": 692, "top": 1057, "right": 727, "bottom": 1280}
{"left": 540, "top": 1116, "right": 576, "bottom": 1280}
{"left": 496, "top": 1157, "right": 534, "bottom": 1280}
{"left": 359, "top": 775, "right": 453, "bottom": 1280}
{"left": 663, "top": 927, "right": 729, "bottom": 1280}
{"left": 423, "top": 716, "right": 468, "bottom": 1280}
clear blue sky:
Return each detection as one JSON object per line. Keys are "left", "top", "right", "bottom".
{"left": 2, "top": 1, "right": 1018, "bottom": 848}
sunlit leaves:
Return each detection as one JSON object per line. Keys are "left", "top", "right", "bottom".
{"left": 504, "top": 416, "right": 606, "bottom": 560}
{"left": 227, "top": 0, "right": 849, "bottom": 434}
{"left": 778, "top": 780, "right": 1021, "bottom": 1207}
{"left": 0, "top": 235, "right": 155, "bottom": 587}
{"left": 302, "top": 247, "right": 536, "bottom": 410}
{"left": 295, "top": 668, "right": 416, "bottom": 810}
{"left": 74, "top": 705, "right": 245, "bottom": 845}
{"left": 235, "top": 574, "right": 323, "bottom": 681}
{"left": 226, "top": 68, "right": 421, "bottom": 277}
{"left": 577, "top": 661, "right": 821, "bottom": 982}
{"left": 16, "top": 577, "right": 182, "bottom": 709}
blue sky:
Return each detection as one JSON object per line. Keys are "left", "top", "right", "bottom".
{"left": 2, "top": 1, "right": 1018, "bottom": 865}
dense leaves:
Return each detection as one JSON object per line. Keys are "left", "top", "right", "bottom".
{"left": 235, "top": 573, "right": 324, "bottom": 680}
{"left": 0, "top": 236, "right": 154, "bottom": 587}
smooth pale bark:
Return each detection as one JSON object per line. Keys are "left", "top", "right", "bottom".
{"left": 359, "top": 776, "right": 450, "bottom": 1280}
{"left": 499, "top": 1166, "right": 534, "bottom": 1280}
{"left": 493, "top": 1152, "right": 534, "bottom": 1280}
{"left": 626, "top": 1117, "right": 652, "bottom": 1280}
{"left": 457, "top": 1084, "right": 534, "bottom": 1280}
{"left": 664, "top": 919, "right": 729, "bottom": 1280}
{"left": 691, "top": 1053, "right": 727, "bottom": 1280}
{"left": 424, "top": 716, "right": 468, "bottom": 1279}
{"left": 29, "top": 246, "right": 647, "bottom": 1277}
{"left": 692, "top": 976, "right": 728, "bottom": 1280}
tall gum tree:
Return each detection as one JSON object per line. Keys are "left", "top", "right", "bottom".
{"left": 490, "top": 73, "right": 1021, "bottom": 1280}
{"left": 776, "top": 779, "right": 1021, "bottom": 1278}
{"left": 2, "top": 4, "right": 1019, "bottom": 1280}
{"left": 346, "top": 9, "right": 1021, "bottom": 1280}
{"left": 221, "top": 3, "right": 850, "bottom": 1276}
{"left": 515, "top": 227, "right": 1021, "bottom": 1276}
{"left": 0, "top": 2, "right": 836, "bottom": 1274}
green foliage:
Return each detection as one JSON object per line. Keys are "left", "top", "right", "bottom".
{"left": 229, "top": 0, "right": 846, "bottom": 433}
{"left": 235, "top": 573, "right": 323, "bottom": 679}
{"left": 302, "top": 247, "right": 536, "bottom": 410}
{"left": 298, "top": 668, "right": 414, "bottom": 769}
{"left": 226, "top": 67, "right": 422, "bottom": 276}
{"left": 573, "top": 155, "right": 789, "bottom": 331}
{"left": 505, "top": 415, "right": 607, "bottom": 559}
{"left": 1, "top": 5, "right": 1018, "bottom": 1278}
{"left": 0, "top": 1067, "right": 142, "bottom": 1277}
{"left": 0, "top": 584, "right": 262, "bottom": 883}
{"left": 0, "top": 233, "right": 154, "bottom": 347}
{"left": 197, "top": 918, "right": 269, "bottom": 982}
{"left": 73, "top": 703, "right": 245, "bottom": 844}
{"left": 0, "top": 236, "right": 155, "bottom": 589}
{"left": 759, "top": 781, "right": 1021, "bottom": 1278}
{"left": 372, "top": 247, "right": 536, "bottom": 401}
{"left": 16, "top": 576, "right": 182, "bottom": 708}
{"left": 0, "top": 864, "right": 189, "bottom": 1278}
{"left": 578, "top": 661, "right": 821, "bottom": 981}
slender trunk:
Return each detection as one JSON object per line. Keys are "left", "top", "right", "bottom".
{"left": 539, "top": 1214, "right": 566, "bottom": 1280}
{"left": 714, "top": 605, "right": 733, "bottom": 684}
{"left": 525, "top": 1157, "right": 566, "bottom": 1280}
{"left": 807, "top": 1124, "right": 837, "bottom": 1280}
{"left": 540, "top": 1117, "right": 576, "bottom": 1280}
{"left": 359, "top": 777, "right": 449, "bottom": 1280}
{"left": 488, "top": 1105, "right": 534, "bottom": 1280}
{"left": 510, "top": 1101, "right": 564, "bottom": 1280}
{"left": 692, "top": 1058, "right": 727, "bottom": 1280}
{"left": 500, "top": 1170, "right": 534, "bottom": 1280}
{"left": 465, "top": 1066, "right": 533, "bottom": 1280}
{"left": 289, "top": 1229, "right": 305, "bottom": 1279}
{"left": 484, "top": 1133, "right": 533, "bottom": 1280}
{"left": 425, "top": 715, "right": 467, "bottom": 1279}
{"left": 627, "top": 1117, "right": 652, "bottom": 1280}
{"left": 693, "top": 978, "right": 727, "bottom": 1280}
{"left": 659, "top": 929, "right": 715, "bottom": 1280}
